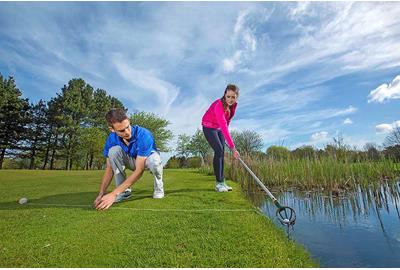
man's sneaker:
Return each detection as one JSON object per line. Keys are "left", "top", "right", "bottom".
{"left": 153, "top": 191, "right": 164, "bottom": 199}
{"left": 223, "top": 182, "right": 233, "bottom": 191}
{"left": 115, "top": 190, "right": 132, "bottom": 203}
{"left": 215, "top": 183, "right": 229, "bottom": 192}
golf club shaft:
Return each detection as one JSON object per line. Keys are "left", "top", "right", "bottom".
{"left": 238, "top": 157, "right": 278, "bottom": 202}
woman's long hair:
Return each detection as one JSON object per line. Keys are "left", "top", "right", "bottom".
{"left": 221, "top": 84, "right": 240, "bottom": 112}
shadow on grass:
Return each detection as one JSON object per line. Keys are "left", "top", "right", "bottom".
{"left": 0, "top": 189, "right": 151, "bottom": 211}
{"left": 0, "top": 188, "right": 215, "bottom": 211}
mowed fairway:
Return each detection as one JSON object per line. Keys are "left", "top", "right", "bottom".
{"left": 0, "top": 169, "right": 317, "bottom": 267}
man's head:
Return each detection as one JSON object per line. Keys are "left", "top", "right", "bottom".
{"left": 105, "top": 108, "right": 132, "bottom": 140}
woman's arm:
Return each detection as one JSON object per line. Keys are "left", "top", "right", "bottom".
{"left": 213, "top": 100, "right": 235, "bottom": 149}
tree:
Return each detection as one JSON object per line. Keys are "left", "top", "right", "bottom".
{"left": 383, "top": 145, "right": 400, "bottom": 161}
{"left": 176, "top": 134, "right": 192, "bottom": 167}
{"left": 0, "top": 74, "right": 30, "bottom": 169}
{"left": 58, "top": 78, "right": 94, "bottom": 170}
{"left": 266, "top": 145, "right": 291, "bottom": 161}
{"left": 332, "top": 133, "right": 346, "bottom": 150}
{"left": 231, "top": 129, "right": 263, "bottom": 155}
{"left": 42, "top": 79, "right": 126, "bottom": 170}
{"left": 43, "top": 96, "right": 64, "bottom": 170}
{"left": 383, "top": 126, "right": 400, "bottom": 161}
{"left": 0, "top": 75, "right": 127, "bottom": 170}
{"left": 363, "top": 143, "right": 380, "bottom": 161}
{"left": 23, "top": 100, "right": 49, "bottom": 169}
{"left": 188, "top": 129, "right": 211, "bottom": 166}
{"left": 384, "top": 124, "right": 400, "bottom": 147}
{"left": 292, "top": 145, "right": 315, "bottom": 159}
{"left": 165, "top": 155, "right": 183, "bottom": 169}
{"left": 130, "top": 111, "right": 173, "bottom": 152}
{"left": 77, "top": 127, "right": 107, "bottom": 169}
{"left": 91, "top": 89, "right": 125, "bottom": 131}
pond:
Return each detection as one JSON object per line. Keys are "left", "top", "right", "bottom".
{"left": 246, "top": 180, "right": 400, "bottom": 267}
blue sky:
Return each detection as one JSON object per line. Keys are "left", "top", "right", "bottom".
{"left": 1, "top": 1, "right": 400, "bottom": 152}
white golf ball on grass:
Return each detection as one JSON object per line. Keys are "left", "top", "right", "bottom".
{"left": 18, "top": 197, "right": 28, "bottom": 205}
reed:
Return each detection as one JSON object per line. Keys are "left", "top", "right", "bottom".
{"left": 200, "top": 154, "right": 400, "bottom": 191}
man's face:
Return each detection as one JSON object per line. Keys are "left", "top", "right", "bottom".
{"left": 110, "top": 119, "right": 132, "bottom": 140}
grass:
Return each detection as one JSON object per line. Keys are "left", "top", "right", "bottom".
{"left": 0, "top": 169, "right": 317, "bottom": 267}
{"left": 200, "top": 156, "right": 400, "bottom": 191}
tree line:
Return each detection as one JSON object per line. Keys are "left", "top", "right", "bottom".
{"left": 168, "top": 130, "right": 400, "bottom": 168}
{"left": 0, "top": 74, "right": 172, "bottom": 170}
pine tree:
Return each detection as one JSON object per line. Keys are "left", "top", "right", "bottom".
{"left": 23, "top": 100, "right": 50, "bottom": 169}
{"left": 0, "top": 74, "right": 30, "bottom": 169}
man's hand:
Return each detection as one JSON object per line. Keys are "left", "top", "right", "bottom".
{"left": 93, "top": 193, "right": 104, "bottom": 208}
{"left": 95, "top": 192, "right": 117, "bottom": 210}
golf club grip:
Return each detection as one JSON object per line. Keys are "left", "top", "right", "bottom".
{"left": 238, "top": 157, "right": 277, "bottom": 201}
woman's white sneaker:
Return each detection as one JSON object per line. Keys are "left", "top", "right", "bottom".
{"left": 223, "top": 183, "right": 233, "bottom": 191}
{"left": 215, "top": 183, "right": 229, "bottom": 192}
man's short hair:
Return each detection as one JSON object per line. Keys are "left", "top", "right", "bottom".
{"left": 105, "top": 108, "right": 128, "bottom": 127}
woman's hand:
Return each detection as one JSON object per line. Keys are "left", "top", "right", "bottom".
{"left": 232, "top": 148, "right": 240, "bottom": 159}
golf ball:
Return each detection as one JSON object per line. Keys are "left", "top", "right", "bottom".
{"left": 18, "top": 198, "right": 28, "bottom": 205}
{"left": 283, "top": 218, "right": 290, "bottom": 223}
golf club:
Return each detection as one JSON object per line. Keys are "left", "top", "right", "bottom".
{"left": 238, "top": 157, "right": 296, "bottom": 226}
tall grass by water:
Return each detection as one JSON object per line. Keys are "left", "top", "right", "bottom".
{"left": 199, "top": 155, "right": 400, "bottom": 191}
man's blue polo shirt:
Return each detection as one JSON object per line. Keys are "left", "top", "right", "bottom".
{"left": 103, "top": 125, "right": 157, "bottom": 158}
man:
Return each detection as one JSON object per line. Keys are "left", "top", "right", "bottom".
{"left": 94, "top": 108, "right": 164, "bottom": 210}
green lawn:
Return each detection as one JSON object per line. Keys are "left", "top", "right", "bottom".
{"left": 0, "top": 169, "right": 317, "bottom": 267}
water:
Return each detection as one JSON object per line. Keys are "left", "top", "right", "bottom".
{"left": 246, "top": 181, "right": 400, "bottom": 267}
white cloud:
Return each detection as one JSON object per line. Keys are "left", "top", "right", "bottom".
{"left": 239, "top": 86, "right": 327, "bottom": 115}
{"left": 243, "top": 30, "right": 257, "bottom": 52}
{"left": 113, "top": 59, "right": 179, "bottom": 116}
{"left": 375, "top": 120, "right": 400, "bottom": 134}
{"left": 222, "top": 6, "right": 273, "bottom": 73}
{"left": 252, "top": 2, "right": 400, "bottom": 90}
{"left": 331, "top": 106, "right": 357, "bottom": 117}
{"left": 311, "top": 131, "right": 329, "bottom": 142}
{"left": 233, "top": 103, "right": 358, "bottom": 149}
{"left": 368, "top": 75, "right": 400, "bottom": 103}
{"left": 230, "top": 118, "right": 291, "bottom": 145}
{"left": 234, "top": 9, "right": 249, "bottom": 35}
{"left": 343, "top": 118, "right": 353, "bottom": 125}
{"left": 164, "top": 95, "right": 210, "bottom": 149}
{"left": 234, "top": 10, "right": 258, "bottom": 52}
{"left": 289, "top": 1, "right": 311, "bottom": 19}
{"left": 223, "top": 51, "right": 242, "bottom": 73}
{"left": 376, "top": 124, "right": 393, "bottom": 134}
{"left": 275, "top": 106, "right": 357, "bottom": 126}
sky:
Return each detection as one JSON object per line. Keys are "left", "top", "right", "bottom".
{"left": 1, "top": 1, "right": 400, "bottom": 154}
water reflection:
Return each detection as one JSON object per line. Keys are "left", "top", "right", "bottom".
{"left": 240, "top": 180, "right": 400, "bottom": 267}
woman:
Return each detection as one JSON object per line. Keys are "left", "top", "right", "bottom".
{"left": 202, "top": 84, "right": 240, "bottom": 192}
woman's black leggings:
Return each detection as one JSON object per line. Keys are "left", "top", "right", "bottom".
{"left": 202, "top": 126, "right": 225, "bottom": 183}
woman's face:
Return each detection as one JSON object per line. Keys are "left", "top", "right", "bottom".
{"left": 225, "top": 90, "right": 237, "bottom": 106}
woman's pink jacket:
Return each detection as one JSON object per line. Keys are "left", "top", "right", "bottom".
{"left": 201, "top": 99, "right": 237, "bottom": 149}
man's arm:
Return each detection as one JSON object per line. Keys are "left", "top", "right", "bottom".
{"left": 93, "top": 158, "right": 113, "bottom": 207}
{"left": 95, "top": 156, "right": 147, "bottom": 210}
